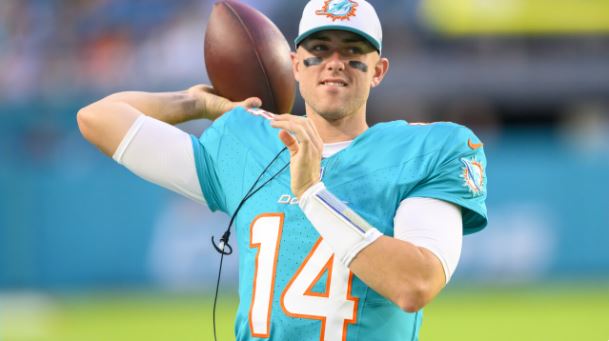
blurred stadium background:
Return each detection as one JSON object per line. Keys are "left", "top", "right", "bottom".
{"left": 1, "top": 0, "right": 608, "bottom": 340}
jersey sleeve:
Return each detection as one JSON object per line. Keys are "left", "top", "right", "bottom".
{"left": 190, "top": 107, "right": 281, "bottom": 215}
{"left": 190, "top": 107, "right": 248, "bottom": 214}
{"left": 190, "top": 129, "right": 226, "bottom": 213}
{"left": 407, "top": 124, "right": 488, "bottom": 234}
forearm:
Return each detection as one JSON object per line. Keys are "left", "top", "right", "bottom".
{"left": 349, "top": 236, "right": 445, "bottom": 312}
{"left": 77, "top": 87, "right": 205, "bottom": 157}
{"left": 298, "top": 182, "right": 447, "bottom": 312}
{"left": 103, "top": 89, "right": 204, "bottom": 125}
{"left": 77, "top": 84, "right": 260, "bottom": 157}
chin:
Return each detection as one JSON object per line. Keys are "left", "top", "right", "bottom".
{"left": 317, "top": 107, "right": 349, "bottom": 121}
{"left": 305, "top": 94, "right": 358, "bottom": 121}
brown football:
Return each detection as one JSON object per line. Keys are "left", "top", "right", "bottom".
{"left": 204, "top": 1, "right": 295, "bottom": 114}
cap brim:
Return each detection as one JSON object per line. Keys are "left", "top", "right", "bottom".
{"left": 294, "top": 25, "right": 381, "bottom": 52}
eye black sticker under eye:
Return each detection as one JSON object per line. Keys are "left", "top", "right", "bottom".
{"left": 303, "top": 57, "right": 323, "bottom": 67}
{"left": 303, "top": 57, "right": 368, "bottom": 73}
{"left": 349, "top": 60, "right": 368, "bottom": 72}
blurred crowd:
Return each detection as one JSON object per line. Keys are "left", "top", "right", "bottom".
{"left": 2, "top": 0, "right": 608, "bottom": 130}
{"left": 0, "top": 1, "right": 409, "bottom": 103}
{"left": 0, "top": 0, "right": 209, "bottom": 103}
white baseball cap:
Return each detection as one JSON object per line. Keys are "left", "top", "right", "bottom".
{"left": 294, "top": 0, "right": 383, "bottom": 52}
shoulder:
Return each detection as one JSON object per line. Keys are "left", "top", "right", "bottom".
{"left": 424, "top": 122, "right": 482, "bottom": 155}
{"left": 371, "top": 120, "right": 482, "bottom": 157}
{"left": 201, "top": 106, "right": 277, "bottom": 140}
{"left": 372, "top": 120, "right": 471, "bottom": 138}
{"left": 403, "top": 121, "right": 477, "bottom": 143}
{"left": 393, "top": 122, "right": 488, "bottom": 233}
{"left": 211, "top": 106, "right": 275, "bottom": 130}
{"left": 199, "top": 106, "right": 282, "bottom": 156}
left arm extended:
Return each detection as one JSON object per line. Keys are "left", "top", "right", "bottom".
{"left": 271, "top": 114, "right": 458, "bottom": 312}
{"left": 349, "top": 198, "right": 459, "bottom": 313}
{"left": 298, "top": 182, "right": 460, "bottom": 313}
{"left": 353, "top": 196, "right": 462, "bottom": 312}
{"left": 351, "top": 237, "right": 445, "bottom": 312}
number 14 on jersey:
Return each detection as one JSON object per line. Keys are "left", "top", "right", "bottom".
{"left": 249, "top": 213, "right": 359, "bottom": 341}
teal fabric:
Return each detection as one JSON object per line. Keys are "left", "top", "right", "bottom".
{"left": 191, "top": 107, "right": 487, "bottom": 340}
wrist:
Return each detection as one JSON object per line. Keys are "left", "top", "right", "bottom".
{"left": 295, "top": 180, "right": 322, "bottom": 200}
{"left": 298, "top": 181, "right": 325, "bottom": 203}
{"left": 186, "top": 85, "right": 210, "bottom": 120}
{"left": 299, "top": 182, "right": 383, "bottom": 267}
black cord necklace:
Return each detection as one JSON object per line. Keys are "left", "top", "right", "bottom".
{"left": 211, "top": 146, "right": 289, "bottom": 341}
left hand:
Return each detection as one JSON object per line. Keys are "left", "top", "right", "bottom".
{"left": 187, "top": 84, "right": 262, "bottom": 121}
{"left": 270, "top": 114, "right": 323, "bottom": 198}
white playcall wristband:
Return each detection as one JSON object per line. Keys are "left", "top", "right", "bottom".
{"left": 299, "top": 182, "right": 383, "bottom": 267}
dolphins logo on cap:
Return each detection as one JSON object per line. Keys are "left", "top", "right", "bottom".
{"left": 316, "top": 0, "right": 358, "bottom": 21}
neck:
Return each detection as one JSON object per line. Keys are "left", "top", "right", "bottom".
{"left": 306, "top": 105, "right": 369, "bottom": 143}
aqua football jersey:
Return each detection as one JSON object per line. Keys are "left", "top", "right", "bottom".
{"left": 191, "top": 107, "right": 487, "bottom": 341}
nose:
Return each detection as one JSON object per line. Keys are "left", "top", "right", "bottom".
{"left": 325, "top": 51, "right": 345, "bottom": 72}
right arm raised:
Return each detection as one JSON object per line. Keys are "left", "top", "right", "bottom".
{"left": 76, "top": 85, "right": 261, "bottom": 156}
{"left": 76, "top": 85, "right": 261, "bottom": 203}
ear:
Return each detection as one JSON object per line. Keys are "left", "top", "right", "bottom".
{"left": 370, "top": 57, "right": 389, "bottom": 88}
{"left": 291, "top": 51, "right": 301, "bottom": 82}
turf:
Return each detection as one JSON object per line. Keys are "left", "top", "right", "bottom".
{"left": 2, "top": 284, "right": 608, "bottom": 341}
{"left": 420, "top": 284, "right": 609, "bottom": 341}
{"left": 1, "top": 292, "right": 239, "bottom": 341}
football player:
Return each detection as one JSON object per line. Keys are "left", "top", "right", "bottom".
{"left": 77, "top": 0, "right": 487, "bottom": 340}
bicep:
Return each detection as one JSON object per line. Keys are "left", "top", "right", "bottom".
{"left": 113, "top": 115, "right": 206, "bottom": 204}
{"left": 394, "top": 197, "right": 463, "bottom": 284}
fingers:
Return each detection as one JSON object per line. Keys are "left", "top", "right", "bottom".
{"left": 240, "top": 97, "right": 262, "bottom": 109}
{"left": 199, "top": 84, "right": 261, "bottom": 110}
{"left": 208, "top": 95, "right": 262, "bottom": 119}
{"left": 200, "top": 85, "right": 217, "bottom": 94}
{"left": 188, "top": 84, "right": 263, "bottom": 119}
{"left": 188, "top": 84, "right": 215, "bottom": 95}
{"left": 271, "top": 118, "right": 307, "bottom": 145}
{"left": 278, "top": 129, "right": 298, "bottom": 155}
{"left": 206, "top": 93, "right": 234, "bottom": 119}
{"left": 270, "top": 115, "right": 323, "bottom": 154}
{"left": 300, "top": 115, "right": 323, "bottom": 147}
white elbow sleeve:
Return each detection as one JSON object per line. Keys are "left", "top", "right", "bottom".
{"left": 394, "top": 197, "right": 463, "bottom": 284}
{"left": 299, "top": 182, "right": 382, "bottom": 267}
{"left": 113, "top": 115, "right": 205, "bottom": 204}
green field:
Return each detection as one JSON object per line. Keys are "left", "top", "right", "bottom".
{"left": 2, "top": 284, "right": 608, "bottom": 341}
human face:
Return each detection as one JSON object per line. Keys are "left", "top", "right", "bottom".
{"left": 291, "top": 30, "right": 389, "bottom": 122}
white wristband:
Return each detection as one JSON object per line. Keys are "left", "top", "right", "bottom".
{"left": 299, "top": 182, "right": 383, "bottom": 267}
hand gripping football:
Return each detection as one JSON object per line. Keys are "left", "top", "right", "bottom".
{"left": 204, "top": 1, "right": 296, "bottom": 114}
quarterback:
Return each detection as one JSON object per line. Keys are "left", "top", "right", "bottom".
{"left": 77, "top": 0, "right": 487, "bottom": 340}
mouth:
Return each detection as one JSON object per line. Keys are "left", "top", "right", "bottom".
{"left": 319, "top": 79, "right": 348, "bottom": 87}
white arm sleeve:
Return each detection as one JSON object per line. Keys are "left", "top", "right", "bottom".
{"left": 393, "top": 197, "right": 462, "bottom": 284}
{"left": 112, "top": 115, "right": 206, "bottom": 204}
